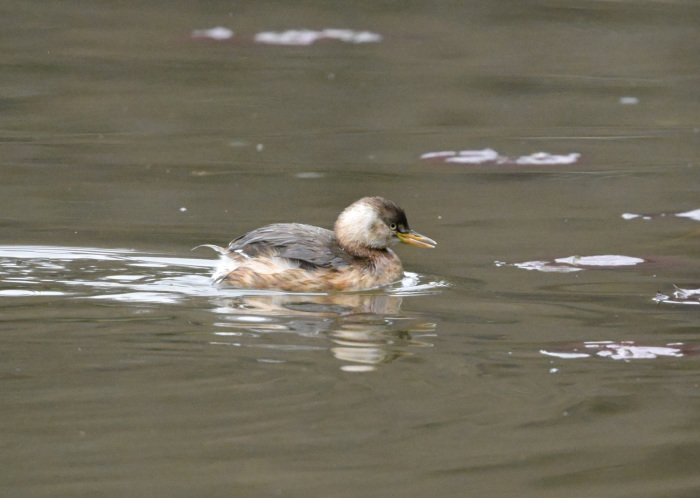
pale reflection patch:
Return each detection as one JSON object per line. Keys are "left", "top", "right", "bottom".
{"left": 654, "top": 286, "right": 700, "bottom": 306}
{"left": 190, "top": 26, "right": 382, "bottom": 46}
{"left": 421, "top": 149, "right": 580, "bottom": 166}
{"left": 621, "top": 208, "right": 700, "bottom": 221}
{"left": 496, "top": 255, "right": 646, "bottom": 273}
{"left": 541, "top": 341, "right": 692, "bottom": 361}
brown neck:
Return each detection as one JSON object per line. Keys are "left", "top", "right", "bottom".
{"left": 340, "top": 240, "right": 381, "bottom": 259}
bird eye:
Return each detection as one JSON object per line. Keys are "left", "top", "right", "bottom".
{"left": 389, "top": 223, "right": 397, "bottom": 230}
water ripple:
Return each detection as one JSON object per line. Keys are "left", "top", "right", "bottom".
{"left": 0, "top": 245, "right": 443, "bottom": 371}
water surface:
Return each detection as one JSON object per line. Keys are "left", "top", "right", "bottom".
{"left": 1, "top": 0, "right": 699, "bottom": 496}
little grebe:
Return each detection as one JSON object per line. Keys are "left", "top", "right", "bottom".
{"left": 200, "top": 196, "right": 436, "bottom": 292}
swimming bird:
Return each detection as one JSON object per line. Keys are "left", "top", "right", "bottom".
{"left": 199, "top": 196, "right": 436, "bottom": 292}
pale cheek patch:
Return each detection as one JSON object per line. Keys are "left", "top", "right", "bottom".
{"left": 338, "top": 203, "right": 376, "bottom": 247}
{"left": 342, "top": 203, "right": 375, "bottom": 230}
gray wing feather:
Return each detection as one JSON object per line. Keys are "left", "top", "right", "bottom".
{"left": 227, "top": 223, "right": 355, "bottom": 269}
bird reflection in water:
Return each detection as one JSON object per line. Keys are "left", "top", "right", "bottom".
{"left": 208, "top": 291, "right": 436, "bottom": 372}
